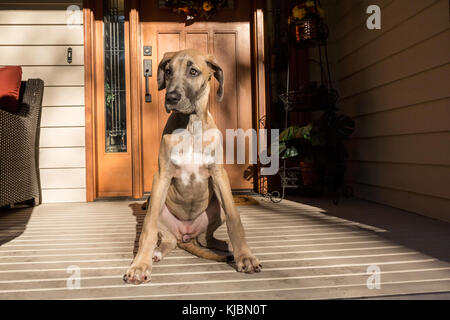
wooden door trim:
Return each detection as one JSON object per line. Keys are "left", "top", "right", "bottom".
{"left": 129, "top": 0, "right": 144, "bottom": 199}
{"left": 84, "top": 0, "right": 140, "bottom": 201}
{"left": 251, "top": 0, "right": 268, "bottom": 193}
{"left": 83, "top": 0, "right": 96, "bottom": 202}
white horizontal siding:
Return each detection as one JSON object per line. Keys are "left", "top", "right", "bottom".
{"left": 40, "top": 168, "right": 86, "bottom": 189}
{"left": 0, "top": 1, "right": 87, "bottom": 202}
{"left": 353, "top": 183, "right": 450, "bottom": 223}
{"left": 41, "top": 188, "right": 86, "bottom": 203}
{"left": 333, "top": 0, "right": 444, "bottom": 63}
{"left": 339, "top": 30, "right": 450, "bottom": 99}
{"left": 326, "top": 0, "right": 450, "bottom": 221}
{"left": 40, "top": 127, "right": 85, "bottom": 148}
{"left": 352, "top": 98, "right": 450, "bottom": 137}
{"left": 41, "top": 106, "right": 85, "bottom": 127}
{"left": 349, "top": 132, "right": 450, "bottom": 166}
{"left": 0, "top": 9, "right": 81, "bottom": 24}
{"left": 328, "top": 0, "right": 393, "bottom": 40}
{"left": 22, "top": 66, "right": 84, "bottom": 86}
{"left": 348, "top": 162, "right": 450, "bottom": 200}
{"left": 0, "top": 46, "right": 84, "bottom": 66}
{"left": 0, "top": 0, "right": 81, "bottom": 4}
{"left": 39, "top": 147, "right": 85, "bottom": 168}
{"left": 42, "top": 87, "right": 85, "bottom": 106}
{"left": 0, "top": 25, "right": 83, "bottom": 45}
{"left": 340, "top": 64, "right": 450, "bottom": 118}
{"left": 0, "top": 0, "right": 86, "bottom": 203}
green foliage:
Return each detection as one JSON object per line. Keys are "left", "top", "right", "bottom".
{"left": 278, "top": 110, "right": 355, "bottom": 164}
{"left": 105, "top": 82, "right": 115, "bottom": 108}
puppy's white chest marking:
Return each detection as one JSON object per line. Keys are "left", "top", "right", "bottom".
{"left": 171, "top": 155, "right": 213, "bottom": 185}
{"left": 169, "top": 133, "right": 215, "bottom": 186}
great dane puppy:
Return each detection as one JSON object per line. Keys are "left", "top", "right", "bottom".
{"left": 123, "top": 49, "right": 261, "bottom": 285}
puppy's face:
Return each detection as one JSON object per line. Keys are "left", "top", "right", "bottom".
{"left": 157, "top": 49, "right": 224, "bottom": 114}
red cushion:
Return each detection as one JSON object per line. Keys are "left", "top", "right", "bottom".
{"left": 0, "top": 66, "right": 23, "bottom": 113}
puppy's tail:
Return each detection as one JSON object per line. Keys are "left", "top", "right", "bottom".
{"left": 177, "top": 239, "right": 233, "bottom": 262}
{"left": 141, "top": 198, "right": 149, "bottom": 210}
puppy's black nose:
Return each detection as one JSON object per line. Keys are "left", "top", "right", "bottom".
{"left": 166, "top": 91, "right": 181, "bottom": 105}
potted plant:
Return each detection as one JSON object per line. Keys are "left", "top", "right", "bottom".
{"left": 288, "top": 0, "right": 327, "bottom": 45}
{"left": 279, "top": 110, "right": 355, "bottom": 188}
{"left": 279, "top": 123, "right": 324, "bottom": 186}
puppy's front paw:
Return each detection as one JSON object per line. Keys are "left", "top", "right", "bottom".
{"left": 235, "top": 253, "right": 262, "bottom": 273}
{"left": 123, "top": 263, "right": 152, "bottom": 285}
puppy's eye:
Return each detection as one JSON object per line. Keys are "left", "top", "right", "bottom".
{"left": 165, "top": 69, "right": 172, "bottom": 76}
{"left": 189, "top": 68, "right": 199, "bottom": 77}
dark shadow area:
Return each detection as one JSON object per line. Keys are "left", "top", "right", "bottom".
{"left": 128, "top": 202, "right": 146, "bottom": 257}
{"left": 282, "top": 196, "right": 450, "bottom": 263}
{"left": 0, "top": 205, "right": 34, "bottom": 246}
{"left": 356, "top": 291, "right": 450, "bottom": 300}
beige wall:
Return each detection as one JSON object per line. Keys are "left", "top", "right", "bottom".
{"left": 0, "top": 0, "right": 86, "bottom": 203}
{"left": 322, "top": 0, "right": 450, "bottom": 221}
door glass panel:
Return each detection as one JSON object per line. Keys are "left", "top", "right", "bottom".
{"left": 103, "top": 0, "right": 127, "bottom": 152}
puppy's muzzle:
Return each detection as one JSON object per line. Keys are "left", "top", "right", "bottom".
{"left": 166, "top": 91, "right": 181, "bottom": 105}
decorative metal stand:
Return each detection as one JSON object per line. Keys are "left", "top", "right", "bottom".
{"left": 258, "top": 0, "right": 354, "bottom": 204}
{"left": 270, "top": 0, "right": 337, "bottom": 203}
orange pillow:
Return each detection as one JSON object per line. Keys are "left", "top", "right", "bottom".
{"left": 0, "top": 66, "right": 23, "bottom": 113}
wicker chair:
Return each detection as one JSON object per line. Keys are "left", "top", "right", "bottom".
{"left": 0, "top": 79, "right": 44, "bottom": 207}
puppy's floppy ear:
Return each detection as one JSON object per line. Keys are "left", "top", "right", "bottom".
{"left": 206, "top": 57, "right": 224, "bottom": 102}
{"left": 157, "top": 51, "right": 176, "bottom": 91}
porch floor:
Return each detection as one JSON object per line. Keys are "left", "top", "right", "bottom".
{"left": 0, "top": 196, "right": 449, "bottom": 300}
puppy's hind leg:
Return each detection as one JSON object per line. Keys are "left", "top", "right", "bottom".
{"left": 153, "top": 227, "right": 177, "bottom": 262}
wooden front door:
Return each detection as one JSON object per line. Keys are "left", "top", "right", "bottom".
{"left": 139, "top": 1, "right": 254, "bottom": 192}
{"left": 86, "top": 0, "right": 261, "bottom": 200}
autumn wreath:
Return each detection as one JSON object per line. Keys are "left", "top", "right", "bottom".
{"left": 165, "top": 0, "right": 227, "bottom": 21}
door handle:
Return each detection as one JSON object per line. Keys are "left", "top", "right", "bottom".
{"left": 144, "top": 59, "right": 152, "bottom": 103}
{"left": 144, "top": 69, "right": 151, "bottom": 103}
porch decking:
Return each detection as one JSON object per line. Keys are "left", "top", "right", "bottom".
{"left": 0, "top": 197, "right": 449, "bottom": 300}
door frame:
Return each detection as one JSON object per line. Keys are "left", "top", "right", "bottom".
{"left": 83, "top": 0, "right": 268, "bottom": 201}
